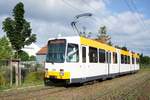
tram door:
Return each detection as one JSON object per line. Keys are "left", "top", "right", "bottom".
{"left": 106, "top": 51, "right": 111, "bottom": 75}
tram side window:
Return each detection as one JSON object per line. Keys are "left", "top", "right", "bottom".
{"left": 124, "top": 55, "right": 127, "bottom": 64}
{"left": 136, "top": 58, "right": 139, "bottom": 64}
{"left": 82, "top": 47, "right": 86, "bottom": 63}
{"left": 113, "top": 52, "right": 117, "bottom": 64}
{"left": 132, "top": 56, "right": 135, "bottom": 64}
{"left": 106, "top": 52, "right": 111, "bottom": 63}
{"left": 99, "top": 49, "right": 105, "bottom": 63}
{"left": 66, "top": 43, "right": 79, "bottom": 62}
{"left": 127, "top": 56, "right": 130, "bottom": 64}
{"left": 89, "top": 47, "right": 98, "bottom": 63}
{"left": 121, "top": 54, "right": 124, "bottom": 64}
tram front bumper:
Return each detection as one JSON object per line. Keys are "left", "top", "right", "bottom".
{"left": 45, "top": 70, "right": 70, "bottom": 80}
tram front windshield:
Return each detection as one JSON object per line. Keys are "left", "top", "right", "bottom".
{"left": 46, "top": 39, "right": 66, "bottom": 63}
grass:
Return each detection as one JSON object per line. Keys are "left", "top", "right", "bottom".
{"left": 0, "top": 82, "right": 44, "bottom": 93}
{"left": 140, "top": 64, "right": 150, "bottom": 69}
{"left": 95, "top": 67, "right": 150, "bottom": 100}
{"left": 0, "top": 71, "right": 44, "bottom": 92}
{"left": 126, "top": 79, "right": 150, "bottom": 100}
{"left": 0, "top": 85, "right": 11, "bottom": 91}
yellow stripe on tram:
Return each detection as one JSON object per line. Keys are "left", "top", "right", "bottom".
{"left": 45, "top": 71, "right": 70, "bottom": 79}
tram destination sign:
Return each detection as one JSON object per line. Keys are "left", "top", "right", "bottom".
{"left": 48, "top": 39, "right": 66, "bottom": 44}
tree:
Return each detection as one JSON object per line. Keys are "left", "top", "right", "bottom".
{"left": 96, "top": 26, "right": 111, "bottom": 45}
{"left": 0, "top": 36, "right": 13, "bottom": 59}
{"left": 114, "top": 45, "right": 122, "bottom": 49}
{"left": 114, "top": 45, "right": 128, "bottom": 51}
{"left": 121, "top": 46, "right": 128, "bottom": 51}
{"left": 108, "top": 41, "right": 113, "bottom": 46}
{"left": 140, "top": 54, "right": 150, "bottom": 65}
{"left": 2, "top": 2, "right": 36, "bottom": 58}
{"left": 29, "top": 55, "right": 36, "bottom": 61}
{"left": 18, "top": 50, "right": 29, "bottom": 61}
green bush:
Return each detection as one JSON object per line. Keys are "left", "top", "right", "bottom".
{"left": 24, "top": 71, "right": 44, "bottom": 84}
{"left": 0, "top": 72, "right": 6, "bottom": 86}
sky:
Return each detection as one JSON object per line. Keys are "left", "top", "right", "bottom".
{"left": 0, "top": 0, "right": 150, "bottom": 56}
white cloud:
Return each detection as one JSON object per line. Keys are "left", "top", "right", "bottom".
{"left": 0, "top": 0, "right": 150, "bottom": 56}
{"left": 93, "top": 11, "right": 150, "bottom": 55}
{"left": 29, "top": 18, "right": 77, "bottom": 47}
{"left": 21, "top": 0, "right": 106, "bottom": 24}
{"left": 22, "top": 43, "right": 40, "bottom": 56}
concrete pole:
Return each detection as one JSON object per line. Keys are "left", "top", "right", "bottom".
{"left": 19, "top": 59, "right": 21, "bottom": 86}
{"left": 15, "top": 60, "right": 19, "bottom": 86}
{"left": 10, "top": 59, "right": 13, "bottom": 86}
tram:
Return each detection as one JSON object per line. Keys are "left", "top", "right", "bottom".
{"left": 44, "top": 36, "right": 140, "bottom": 85}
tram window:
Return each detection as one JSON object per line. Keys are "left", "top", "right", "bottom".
{"left": 132, "top": 56, "right": 135, "bottom": 64}
{"left": 125, "top": 55, "right": 127, "bottom": 64}
{"left": 66, "top": 43, "right": 79, "bottom": 62}
{"left": 126, "top": 56, "right": 128, "bottom": 64}
{"left": 127, "top": 56, "right": 130, "bottom": 64}
{"left": 89, "top": 47, "right": 98, "bottom": 63}
{"left": 106, "top": 52, "right": 111, "bottom": 63}
{"left": 136, "top": 58, "right": 139, "bottom": 64}
{"left": 106, "top": 52, "right": 108, "bottom": 63}
{"left": 46, "top": 39, "right": 66, "bottom": 63}
{"left": 124, "top": 55, "right": 126, "bottom": 64}
{"left": 99, "top": 49, "right": 105, "bottom": 63}
{"left": 113, "top": 52, "right": 117, "bottom": 64}
{"left": 82, "top": 47, "right": 86, "bottom": 63}
{"left": 121, "top": 54, "right": 124, "bottom": 64}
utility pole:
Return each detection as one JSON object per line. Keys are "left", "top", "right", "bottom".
{"left": 15, "top": 59, "right": 19, "bottom": 86}
{"left": 19, "top": 59, "right": 21, "bottom": 86}
{"left": 10, "top": 59, "right": 13, "bottom": 86}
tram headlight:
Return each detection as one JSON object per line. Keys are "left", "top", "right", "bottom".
{"left": 60, "top": 69, "right": 64, "bottom": 76}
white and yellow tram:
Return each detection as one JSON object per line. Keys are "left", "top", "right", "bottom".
{"left": 44, "top": 36, "right": 140, "bottom": 85}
